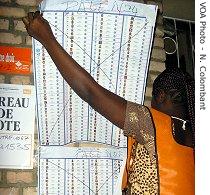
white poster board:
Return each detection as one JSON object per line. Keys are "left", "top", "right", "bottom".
{"left": 0, "top": 84, "right": 35, "bottom": 169}
{"left": 39, "top": 146, "right": 126, "bottom": 194}
{"left": 33, "top": 0, "right": 157, "bottom": 194}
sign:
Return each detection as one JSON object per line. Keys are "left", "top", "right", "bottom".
{"left": 0, "top": 46, "right": 32, "bottom": 74}
{"left": 0, "top": 84, "right": 35, "bottom": 169}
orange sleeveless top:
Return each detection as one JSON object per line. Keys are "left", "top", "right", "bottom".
{"left": 151, "top": 108, "right": 194, "bottom": 195}
{"left": 122, "top": 104, "right": 194, "bottom": 195}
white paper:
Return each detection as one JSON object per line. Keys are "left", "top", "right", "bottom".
{"left": 39, "top": 146, "right": 126, "bottom": 195}
{"left": 33, "top": 0, "right": 157, "bottom": 194}
{"left": 0, "top": 84, "right": 35, "bottom": 169}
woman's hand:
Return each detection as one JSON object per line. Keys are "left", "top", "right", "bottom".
{"left": 22, "top": 11, "right": 55, "bottom": 44}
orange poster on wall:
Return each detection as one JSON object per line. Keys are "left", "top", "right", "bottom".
{"left": 0, "top": 46, "right": 32, "bottom": 74}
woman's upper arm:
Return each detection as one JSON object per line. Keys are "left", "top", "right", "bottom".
{"left": 88, "top": 82, "right": 127, "bottom": 129}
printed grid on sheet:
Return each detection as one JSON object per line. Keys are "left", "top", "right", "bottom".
{"left": 34, "top": 1, "right": 157, "bottom": 194}
{"left": 34, "top": 11, "right": 153, "bottom": 147}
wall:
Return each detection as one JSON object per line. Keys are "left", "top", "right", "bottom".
{"left": 144, "top": 0, "right": 166, "bottom": 106}
{"left": 0, "top": 0, "right": 165, "bottom": 194}
{"left": 163, "top": 0, "right": 195, "bottom": 21}
{"left": 0, "top": 1, "right": 38, "bottom": 195}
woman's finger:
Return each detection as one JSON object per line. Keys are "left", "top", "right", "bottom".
{"left": 28, "top": 12, "right": 34, "bottom": 22}
{"left": 22, "top": 17, "right": 30, "bottom": 27}
{"left": 34, "top": 10, "right": 40, "bottom": 18}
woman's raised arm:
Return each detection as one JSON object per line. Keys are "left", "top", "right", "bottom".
{"left": 23, "top": 11, "right": 127, "bottom": 129}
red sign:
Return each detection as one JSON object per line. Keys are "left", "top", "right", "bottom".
{"left": 0, "top": 46, "right": 32, "bottom": 74}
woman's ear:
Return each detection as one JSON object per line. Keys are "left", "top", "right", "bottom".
{"left": 156, "top": 89, "right": 166, "bottom": 104}
{"left": 151, "top": 89, "right": 167, "bottom": 109}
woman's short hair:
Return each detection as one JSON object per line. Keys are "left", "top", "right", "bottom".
{"left": 152, "top": 68, "right": 195, "bottom": 147}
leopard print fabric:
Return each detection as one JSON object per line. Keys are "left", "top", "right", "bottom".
{"left": 129, "top": 144, "right": 158, "bottom": 195}
{"left": 123, "top": 101, "right": 159, "bottom": 194}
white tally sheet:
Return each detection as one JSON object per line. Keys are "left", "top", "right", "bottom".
{"left": 33, "top": 0, "right": 157, "bottom": 194}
